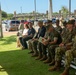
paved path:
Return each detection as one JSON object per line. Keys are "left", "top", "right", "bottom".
{"left": 3, "top": 31, "right": 17, "bottom": 37}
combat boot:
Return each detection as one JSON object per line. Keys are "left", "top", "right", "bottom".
{"left": 40, "top": 55, "right": 47, "bottom": 61}
{"left": 48, "top": 61, "right": 61, "bottom": 71}
{"left": 31, "top": 51, "right": 38, "bottom": 57}
{"left": 28, "top": 51, "right": 34, "bottom": 54}
{"left": 49, "top": 59, "right": 55, "bottom": 66}
{"left": 35, "top": 52, "right": 42, "bottom": 60}
{"left": 43, "top": 57, "right": 51, "bottom": 63}
{"left": 60, "top": 68, "right": 69, "bottom": 75}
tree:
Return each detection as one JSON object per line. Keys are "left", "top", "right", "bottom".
{"left": 7, "top": 14, "right": 13, "bottom": 19}
{"left": 61, "top": 6, "right": 69, "bottom": 18}
{"left": 2, "top": 11, "right": 7, "bottom": 18}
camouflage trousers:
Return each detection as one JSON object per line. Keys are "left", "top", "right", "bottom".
{"left": 55, "top": 46, "right": 66, "bottom": 62}
{"left": 65, "top": 50, "right": 76, "bottom": 68}
{"left": 28, "top": 39, "right": 38, "bottom": 52}
{"left": 48, "top": 45, "right": 58, "bottom": 60}
{"left": 32, "top": 40, "right": 38, "bottom": 53}
{"left": 33, "top": 42, "right": 47, "bottom": 55}
{"left": 28, "top": 39, "right": 33, "bottom": 50}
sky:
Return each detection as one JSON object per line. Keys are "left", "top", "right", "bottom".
{"left": 0, "top": 0, "right": 76, "bottom": 14}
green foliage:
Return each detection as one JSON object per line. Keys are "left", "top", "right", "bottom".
{"left": 61, "top": 6, "right": 69, "bottom": 14}
{"left": 2, "top": 11, "right": 7, "bottom": 18}
{"left": 61, "top": 6, "right": 69, "bottom": 18}
{"left": 7, "top": 13, "right": 13, "bottom": 19}
{"left": 53, "top": 12, "right": 58, "bottom": 15}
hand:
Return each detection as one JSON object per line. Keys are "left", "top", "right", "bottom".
{"left": 59, "top": 43, "right": 64, "bottom": 47}
{"left": 22, "top": 35, "right": 26, "bottom": 38}
{"left": 33, "top": 39, "right": 38, "bottom": 41}
{"left": 42, "top": 41, "right": 48, "bottom": 46}
{"left": 42, "top": 38, "right": 45, "bottom": 42}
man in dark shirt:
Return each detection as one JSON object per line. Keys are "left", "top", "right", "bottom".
{"left": 19, "top": 22, "right": 35, "bottom": 50}
{"left": 29, "top": 20, "right": 46, "bottom": 57}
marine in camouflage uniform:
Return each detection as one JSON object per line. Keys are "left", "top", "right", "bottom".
{"left": 48, "top": 20, "right": 76, "bottom": 72}
{"left": 60, "top": 35, "right": 76, "bottom": 75}
{"left": 55, "top": 19, "right": 62, "bottom": 34}
{"left": 38, "top": 25, "right": 62, "bottom": 62}
{"left": 43, "top": 29, "right": 62, "bottom": 64}
{"left": 35, "top": 20, "right": 52, "bottom": 59}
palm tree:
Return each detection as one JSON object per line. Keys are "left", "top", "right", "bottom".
{"left": 0, "top": 3, "right": 3, "bottom": 38}
{"left": 48, "top": 0, "right": 53, "bottom": 19}
{"left": 69, "top": 0, "right": 71, "bottom": 17}
{"left": 61, "top": 6, "right": 69, "bottom": 18}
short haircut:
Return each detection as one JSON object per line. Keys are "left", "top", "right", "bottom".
{"left": 38, "top": 20, "right": 43, "bottom": 24}
{"left": 47, "top": 25, "right": 54, "bottom": 30}
{"left": 56, "top": 19, "right": 59, "bottom": 23}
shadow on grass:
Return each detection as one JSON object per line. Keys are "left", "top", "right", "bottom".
{"left": 0, "top": 35, "right": 16, "bottom": 45}
{"left": 0, "top": 50, "right": 75, "bottom": 75}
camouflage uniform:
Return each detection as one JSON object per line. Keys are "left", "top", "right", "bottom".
{"left": 48, "top": 30, "right": 62, "bottom": 61}
{"left": 55, "top": 26, "right": 62, "bottom": 34}
{"left": 28, "top": 33, "right": 37, "bottom": 53}
{"left": 61, "top": 28, "right": 68, "bottom": 40}
{"left": 55, "top": 29, "right": 75, "bottom": 62}
{"left": 65, "top": 35, "right": 76, "bottom": 68}
{"left": 40, "top": 29, "right": 62, "bottom": 61}
{"left": 28, "top": 39, "right": 33, "bottom": 51}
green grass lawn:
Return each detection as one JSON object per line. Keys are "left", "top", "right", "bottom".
{"left": 0, "top": 35, "right": 75, "bottom": 75}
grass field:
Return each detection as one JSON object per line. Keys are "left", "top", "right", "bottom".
{"left": 0, "top": 35, "right": 75, "bottom": 75}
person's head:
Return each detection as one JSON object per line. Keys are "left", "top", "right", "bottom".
{"left": 71, "top": 19, "right": 75, "bottom": 26}
{"left": 63, "top": 21, "right": 67, "bottom": 27}
{"left": 67, "top": 20, "right": 74, "bottom": 30}
{"left": 28, "top": 22, "right": 33, "bottom": 28}
{"left": 48, "top": 25, "right": 54, "bottom": 33}
{"left": 38, "top": 20, "right": 43, "bottom": 27}
{"left": 46, "top": 20, "right": 52, "bottom": 25}
{"left": 24, "top": 24, "right": 29, "bottom": 29}
{"left": 56, "top": 19, "right": 59, "bottom": 26}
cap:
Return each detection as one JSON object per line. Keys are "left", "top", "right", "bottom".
{"left": 47, "top": 20, "right": 52, "bottom": 23}
{"left": 63, "top": 21, "right": 67, "bottom": 26}
{"left": 67, "top": 20, "right": 74, "bottom": 25}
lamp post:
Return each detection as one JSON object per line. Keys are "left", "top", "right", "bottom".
{"left": 0, "top": 2, "right": 3, "bottom": 38}
{"left": 69, "top": 0, "right": 71, "bottom": 17}
{"left": 48, "top": 0, "right": 53, "bottom": 20}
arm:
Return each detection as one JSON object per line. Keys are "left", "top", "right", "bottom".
{"left": 49, "top": 37, "right": 58, "bottom": 45}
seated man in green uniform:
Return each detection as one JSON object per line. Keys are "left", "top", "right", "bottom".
{"left": 37, "top": 25, "right": 62, "bottom": 63}
{"left": 60, "top": 35, "right": 76, "bottom": 75}
{"left": 48, "top": 20, "right": 76, "bottom": 72}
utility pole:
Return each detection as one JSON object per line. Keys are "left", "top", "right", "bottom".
{"left": 69, "top": 0, "right": 71, "bottom": 17}
{"left": 48, "top": 0, "right": 53, "bottom": 20}
{"left": 0, "top": 2, "right": 3, "bottom": 38}
{"left": 21, "top": 7, "right": 22, "bottom": 15}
